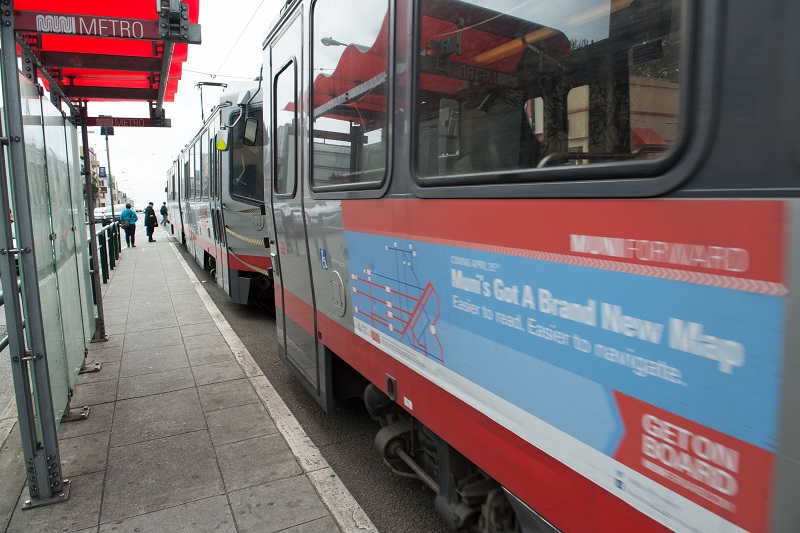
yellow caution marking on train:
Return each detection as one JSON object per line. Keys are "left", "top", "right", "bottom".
{"left": 222, "top": 205, "right": 261, "bottom": 214}
{"left": 229, "top": 250, "right": 269, "bottom": 275}
{"left": 225, "top": 226, "right": 263, "bottom": 246}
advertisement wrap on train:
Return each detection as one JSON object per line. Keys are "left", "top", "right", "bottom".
{"left": 345, "top": 199, "right": 784, "bottom": 533}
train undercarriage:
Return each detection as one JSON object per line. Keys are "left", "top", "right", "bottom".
{"left": 204, "top": 251, "right": 273, "bottom": 305}
{"left": 363, "top": 383, "right": 558, "bottom": 533}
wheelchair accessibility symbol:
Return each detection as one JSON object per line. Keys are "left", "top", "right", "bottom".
{"left": 320, "top": 249, "right": 329, "bottom": 270}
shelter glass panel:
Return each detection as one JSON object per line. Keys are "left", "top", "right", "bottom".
{"left": 65, "top": 122, "right": 95, "bottom": 343}
{"left": 231, "top": 108, "right": 265, "bottom": 203}
{"left": 414, "top": 0, "right": 683, "bottom": 180}
{"left": 310, "top": 0, "right": 390, "bottom": 189}
{"left": 19, "top": 75, "right": 69, "bottom": 422}
{"left": 42, "top": 99, "right": 86, "bottom": 390}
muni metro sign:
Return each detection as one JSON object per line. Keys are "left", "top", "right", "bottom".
{"left": 86, "top": 116, "right": 172, "bottom": 128}
{"left": 14, "top": 11, "right": 200, "bottom": 43}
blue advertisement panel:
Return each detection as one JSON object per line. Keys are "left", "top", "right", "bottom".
{"left": 346, "top": 231, "right": 784, "bottom": 453}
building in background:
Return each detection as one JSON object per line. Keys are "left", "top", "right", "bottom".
{"left": 78, "top": 146, "right": 132, "bottom": 208}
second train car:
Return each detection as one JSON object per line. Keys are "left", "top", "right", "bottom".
{"left": 166, "top": 84, "right": 272, "bottom": 304}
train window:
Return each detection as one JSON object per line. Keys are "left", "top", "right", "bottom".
{"left": 568, "top": 85, "right": 588, "bottom": 164}
{"left": 230, "top": 108, "right": 265, "bottom": 203}
{"left": 201, "top": 130, "right": 210, "bottom": 200}
{"left": 183, "top": 159, "right": 190, "bottom": 200}
{"left": 209, "top": 136, "right": 216, "bottom": 199}
{"left": 310, "top": 0, "right": 390, "bottom": 190}
{"left": 194, "top": 140, "right": 202, "bottom": 200}
{"left": 414, "top": 0, "right": 683, "bottom": 181}
{"left": 274, "top": 62, "right": 297, "bottom": 197}
{"left": 189, "top": 146, "right": 196, "bottom": 199}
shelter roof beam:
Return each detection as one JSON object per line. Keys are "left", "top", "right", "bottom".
{"left": 63, "top": 86, "right": 158, "bottom": 100}
{"left": 40, "top": 53, "right": 161, "bottom": 73}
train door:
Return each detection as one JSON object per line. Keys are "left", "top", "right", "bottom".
{"left": 268, "top": 12, "right": 324, "bottom": 403}
{"left": 182, "top": 157, "right": 190, "bottom": 246}
{"left": 210, "top": 133, "right": 229, "bottom": 295}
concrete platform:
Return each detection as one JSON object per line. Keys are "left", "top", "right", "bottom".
{"left": 0, "top": 227, "right": 376, "bottom": 533}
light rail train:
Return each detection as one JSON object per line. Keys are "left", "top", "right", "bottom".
{"left": 252, "top": 0, "right": 796, "bottom": 531}
{"left": 166, "top": 85, "right": 272, "bottom": 304}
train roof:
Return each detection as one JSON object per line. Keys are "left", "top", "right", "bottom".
{"left": 217, "top": 82, "right": 264, "bottom": 107}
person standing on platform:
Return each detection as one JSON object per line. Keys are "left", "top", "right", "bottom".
{"left": 144, "top": 202, "right": 158, "bottom": 242}
{"left": 119, "top": 203, "right": 138, "bottom": 247}
{"left": 160, "top": 202, "right": 169, "bottom": 227}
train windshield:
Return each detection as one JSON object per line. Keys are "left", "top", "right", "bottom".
{"left": 231, "top": 108, "right": 265, "bottom": 203}
{"left": 415, "top": 0, "right": 683, "bottom": 179}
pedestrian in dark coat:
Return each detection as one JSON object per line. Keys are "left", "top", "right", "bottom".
{"left": 160, "top": 202, "right": 169, "bottom": 226}
{"left": 144, "top": 202, "right": 158, "bottom": 242}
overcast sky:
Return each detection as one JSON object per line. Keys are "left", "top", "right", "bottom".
{"left": 82, "top": 0, "right": 282, "bottom": 207}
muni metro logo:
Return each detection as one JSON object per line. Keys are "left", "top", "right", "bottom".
{"left": 35, "top": 14, "right": 74, "bottom": 33}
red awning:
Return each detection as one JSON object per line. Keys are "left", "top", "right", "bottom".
{"left": 13, "top": 0, "right": 199, "bottom": 109}
{"left": 631, "top": 127, "right": 667, "bottom": 150}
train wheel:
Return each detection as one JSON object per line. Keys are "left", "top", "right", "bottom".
{"left": 208, "top": 256, "right": 217, "bottom": 281}
{"left": 478, "top": 488, "right": 519, "bottom": 533}
{"left": 374, "top": 420, "right": 415, "bottom": 476}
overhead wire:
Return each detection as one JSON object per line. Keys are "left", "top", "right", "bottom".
{"left": 183, "top": 68, "right": 255, "bottom": 80}
{"left": 213, "top": 0, "right": 266, "bottom": 78}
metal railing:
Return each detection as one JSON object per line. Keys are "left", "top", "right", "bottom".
{"left": 0, "top": 219, "right": 119, "bottom": 349}
{"left": 91, "top": 220, "right": 121, "bottom": 286}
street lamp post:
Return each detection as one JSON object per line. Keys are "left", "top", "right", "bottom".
{"left": 321, "top": 37, "right": 368, "bottom": 52}
{"left": 321, "top": 37, "right": 347, "bottom": 47}
{"left": 99, "top": 121, "right": 122, "bottom": 257}
{"left": 99, "top": 118, "right": 115, "bottom": 220}
{"left": 105, "top": 133, "right": 115, "bottom": 219}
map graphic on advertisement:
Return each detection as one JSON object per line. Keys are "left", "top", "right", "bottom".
{"left": 351, "top": 240, "right": 443, "bottom": 363}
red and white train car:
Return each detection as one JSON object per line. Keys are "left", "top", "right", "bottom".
{"left": 258, "top": 0, "right": 799, "bottom": 531}
{"left": 166, "top": 85, "right": 272, "bottom": 304}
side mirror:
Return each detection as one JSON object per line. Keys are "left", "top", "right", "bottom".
{"left": 215, "top": 128, "right": 230, "bottom": 152}
{"left": 164, "top": 187, "right": 168, "bottom": 193}
{"left": 243, "top": 117, "right": 259, "bottom": 147}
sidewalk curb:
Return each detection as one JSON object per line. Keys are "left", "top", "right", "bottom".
{"left": 169, "top": 242, "right": 378, "bottom": 533}
{"left": 0, "top": 417, "right": 15, "bottom": 451}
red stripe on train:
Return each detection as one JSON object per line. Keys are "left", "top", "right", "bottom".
{"left": 342, "top": 199, "right": 786, "bottom": 284}
{"left": 229, "top": 253, "right": 272, "bottom": 272}
{"left": 280, "top": 286, "right": 667, "bottom": 532}
{"left": 184, "top": 229, "right": 271, "bottom": 274}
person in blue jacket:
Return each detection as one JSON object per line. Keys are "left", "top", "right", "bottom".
{"left": 119, "top": 203, "right": 138, "bottom": 247}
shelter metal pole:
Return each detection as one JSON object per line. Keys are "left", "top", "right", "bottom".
{"left": 0, "top": 0, "right": 69, "bottom": 506}
{"left": 154, "top": 42, "right": 174, "bottom": 121}
{"left": 81, "top": 104, "right": 107, "bottom": 342}
{"left": 106, "top": 134, "right": 115, "bottom": 220}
